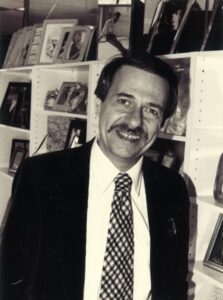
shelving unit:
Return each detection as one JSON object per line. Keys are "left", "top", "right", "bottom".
{"left": 0, "top": 51, "right": 223, "bottom": 299}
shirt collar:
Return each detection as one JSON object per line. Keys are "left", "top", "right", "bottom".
{"left": 90, "top": 139, "right": 143, "bottom": 195}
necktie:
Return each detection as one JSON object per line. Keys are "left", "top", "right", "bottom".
{"left": 99, "top": 173, "right": 134, "bottom": 300}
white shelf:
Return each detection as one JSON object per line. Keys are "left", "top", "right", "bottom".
{"left": 0, "top": 167, "right": 13, "bottom": 181}
{"left": 193, "top": 261, "right": 223, "bottom": 289}
{"left": 158, "top": 132, "right": 186, "bottom": 142}
{"left": 0, "top": 124, "right": 30, "bottom": 134}
{"left": 38, "top": 108, "right": 87, "bottom": 120}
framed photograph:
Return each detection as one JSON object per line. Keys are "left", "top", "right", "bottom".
{"left": 44, "top": 88, "right": 59, "bottom": 110}
{"left": 25, "top": 24, "right": 43, "bottom": 66}
{"left": 53, "top": 27, "right": 72, "bottom": 64}
{"left": 64, "top": 119, "right": 87, "bottom": 149}
{"left": 53, "top": 82, "right": 88, "bottom": 115}
{"left": 38, "top": 19, "right": 78, "bottom": 64}
{"left": 204, "top": 214, "right": 223, "bottom": 273}
{"left": 97, "top": 5, "right": 131, "bottom": 60}
{"left": 63, "top": 25, "right": 92, "bottom": 62}
{"left": 0, "top": 82, "right": 31, "bottom": 129}
{"left": 8, "top": 139, "right": 29, "bottom": 174}
{"left": 214, "top": 153, "right": 223, "bottom": 203}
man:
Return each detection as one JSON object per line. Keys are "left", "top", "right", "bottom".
{"left": 0, "top": 51, "right": 190, "bottom": 300}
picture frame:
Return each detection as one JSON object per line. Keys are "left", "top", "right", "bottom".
{"left": 63, "top": 25, "right": 92, "bottom": 63}
{"left": 8, "top": 139, "right": 29, "bottom": 174}
{"left": 53, "top": 81, "right": 88, "bottom": 115}
{"left": 64, "top": 119, "right": 87, "bottom": 149}
{"left": 53, "top": 27, "right": 73, "bottom": 64}
{"left": 0, "top": 82, "right": 31, "bottom": 129}
{"left": 203, "top": 214, "right": 223, "bottom": 273}
{"left": 37, "top": 19, "right": 78, "bottom": 64}
{"left": 25, "top": 24, "right": 43, "bottom": 66}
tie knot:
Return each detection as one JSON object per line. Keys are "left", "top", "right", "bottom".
{"left": 114, "top": 173, "right": 132, "bottom": 192}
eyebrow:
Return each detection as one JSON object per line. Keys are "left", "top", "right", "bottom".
{"left": 116, "top": 93, "right": 164, "bottom": 111}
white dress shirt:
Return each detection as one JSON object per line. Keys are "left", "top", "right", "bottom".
{"left": 83, "top": 140, "right": 151, "bottom": 300}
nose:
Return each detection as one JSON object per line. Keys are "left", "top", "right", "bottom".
{"left": 125, "top": 107, "right": 143, "bottom": 129}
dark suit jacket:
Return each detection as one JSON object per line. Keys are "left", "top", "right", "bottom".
{"left": 0, "top": 140, "right": 190, "bottom": 300}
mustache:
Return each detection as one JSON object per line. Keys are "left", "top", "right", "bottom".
{"left": 108, "top": 123, "right": 148, "bottom": 139}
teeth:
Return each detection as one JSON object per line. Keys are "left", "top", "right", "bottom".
{"left": 118, "top": 130, "right": 140, "bottom": 140}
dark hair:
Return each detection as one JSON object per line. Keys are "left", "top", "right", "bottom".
{"left": 114, "top": 11, "right": 121, "bottom": 18}
{"left": 95, "top": 51, "right": 178, "bottom": 122}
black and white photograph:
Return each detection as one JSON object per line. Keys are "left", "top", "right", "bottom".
{"left": 0, "top": 82, "right": 31, "bottom": 128}
{"left": 8, "top": 139, "right": 29, "bottom": 175}
{"left": 63, "top": 26, "right": 92, "bottom": 62}
{"left": 98, "top": 4, "right": 131, "bottom": 59}
{"left": 64, "top": 119, "right": 87, "bottom": 149}
{"left": 204, "top": 214, "right": 223, "bottom": 272}
{"left": 53, "top": 81, "right": 88, "bottom": 114}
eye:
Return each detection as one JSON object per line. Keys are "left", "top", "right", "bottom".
{"left": 117, "top": 98, "right": 132, "bottom": 107}
{"left": 143, "top": 107, "right": 161, "bottom": 120}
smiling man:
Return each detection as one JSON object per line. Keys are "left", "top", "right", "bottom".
{"left": 1, "top": 51, "right": 190, "bottom": 300}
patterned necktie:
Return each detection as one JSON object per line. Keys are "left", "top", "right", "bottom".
{"left": 99, "top": 173, "right": 134, "bottom": 300}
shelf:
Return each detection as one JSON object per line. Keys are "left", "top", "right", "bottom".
{"left": 39, "top": 109, "right": 88, "bottom": 120}
{"left": 158, "top": 131, "right": 186, "bottom": 142}
{"left": 193, "top": 261, "right": 223, "bottom": 289}
{"left": 0, "top": 124, "right": 30, "bottom": 134}
{"left": 0, "top": 167, "right": 13, "bottom": 181}
{"left": 191, "top": 196, "right": 223, "bottom": 213}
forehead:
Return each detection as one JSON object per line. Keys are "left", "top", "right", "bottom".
{"left": 109, "top": 65, "right": 169, "bottom": 103}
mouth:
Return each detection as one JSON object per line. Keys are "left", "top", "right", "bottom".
{"left": 116, "top": 129, "right": 141, "bottom": 142}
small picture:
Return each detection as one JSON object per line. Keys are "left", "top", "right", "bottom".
{"left": 204, "top": 214, "right": 223, "bottom": 273}
{"left": 64, "top": 119, "right": 87, "bottom": 149}
{"left": 97, "top": 5, "right": 131, "bottom": 60}
{"left": 38, "top": 19, "right": 78, "bottom": 64}
{"left": 8, "top": 139, "right": 29, "bottom": 174}
{"left": 53, "top": 27, "right": 72, "bottom": 63}
{"left": 53, "top": 82, "right": 88, "bottom": 115}
{"left": 44, "top": 88, "right": 59, "bottom": 110}
{"left": 0, "top": 82, "right": 31, "bottom": 128}
{"left": 63, "top": 26, "right": 92, "bottom": 62}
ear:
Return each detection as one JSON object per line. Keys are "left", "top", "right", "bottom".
{"left": 95, "top": 97, "right": 102, "bottom": 118}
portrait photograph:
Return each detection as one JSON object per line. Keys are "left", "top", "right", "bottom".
{"left": 38, "top": 19, "right": 78, "bottom": 64}
{"left": 204, "top": 214, "right": 223, "bottom": 273}
{"left": 8, "top": 139, "right": 29, "bottom": 175}
{"left": 53, "top": 81, "right": 88, "bottom": 115}
{"left": 64, "top": 119, "right": 87, "bottom": 149}
{"left": 97, "top": 5, "right": 131, "bottom": 60}
{"left": 0, "top": 82, "right": 31, "bottom": 128}
{"left": 63, "top": 25, "right": 92, "bottom": 63}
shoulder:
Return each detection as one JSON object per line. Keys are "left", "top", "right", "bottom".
{"left": 142, "top": 157, "right": 189, "bottom": 200}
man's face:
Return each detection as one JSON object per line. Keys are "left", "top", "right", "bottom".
{"left": 98, "top": 65, "right": 169, "bottom": 171}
